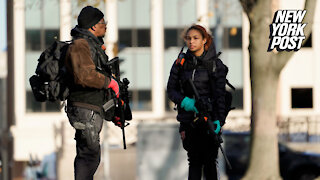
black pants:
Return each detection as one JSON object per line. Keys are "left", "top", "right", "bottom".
{"left": 66, "top": 106, "right": 104, "bottom": 180}
{"left": 182, "top": 125, "right": 219, "bottom": 180}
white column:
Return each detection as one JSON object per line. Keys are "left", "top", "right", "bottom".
{"left": 242, "top": 12, "right": 251, "bottom": 117}
{"left": 14, "top": 0, "right": 25, "bottom": 125}
{"left": 105, "top": 0, "right": 118, "bottom": 58}
{"left": 151, "top": 0, "right": 165, "bottom": 118}
{"left": 59, "top": 0, "right": 72, "bottom": 41}
{"left": 103, "top": 1, "right": 118, "bottom": 180}
{"left": 197, "top": 0, "right": 209, "bottom": 29}
{"left": 59, "top": 0, "right": 72, "bottom": 114}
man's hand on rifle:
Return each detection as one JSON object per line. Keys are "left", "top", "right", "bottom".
{"left": 213, "top": 120, "right": 221, "bottom": 134}
{"left": 112, "top": 116, "right": 123, "bottom": 127}
{"left": 108, "top": 78, "right": 119, "bottom": 98}
{"left": 181, "top": 97, "right": 199, "bottom": 113}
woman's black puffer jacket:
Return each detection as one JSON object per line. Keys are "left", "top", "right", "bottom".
{"left": 167, "top": 43, "right": 227, "bottom": 130}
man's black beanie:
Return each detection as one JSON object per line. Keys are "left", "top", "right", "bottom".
{"left": 77, "top": 6, "right": 104, "bottom": 29}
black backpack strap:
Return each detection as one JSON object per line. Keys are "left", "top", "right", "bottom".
{"left": 172, "top": 46, "right": 187, "bottom": 97}
{"left": 175, "top": 46, "right": 186, "bottom": 66}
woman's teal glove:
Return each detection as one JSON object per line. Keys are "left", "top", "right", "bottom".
{"left": 213, "top": 120, "right": 221, "bottom": 134}
{"left": 180, "top": 97, "right": 199, "bottom": 113}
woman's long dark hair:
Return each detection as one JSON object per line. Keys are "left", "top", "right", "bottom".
{"left": 184, "top": 24, "right": 213, "bottom": 51}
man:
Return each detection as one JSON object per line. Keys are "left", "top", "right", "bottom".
{"left": 64, "top": 6, "right": 119, "bottom": 180}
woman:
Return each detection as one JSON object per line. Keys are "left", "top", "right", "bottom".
{"left": 167, "top": 24, "right": 227, "bottom": 180}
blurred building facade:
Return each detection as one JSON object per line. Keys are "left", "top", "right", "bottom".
{"left": 3, "top": 0, "right": 320, "bottom": 179}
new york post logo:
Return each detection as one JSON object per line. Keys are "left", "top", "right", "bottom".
{"left": 268, "top": 10, "right": 307, "bottom": 52}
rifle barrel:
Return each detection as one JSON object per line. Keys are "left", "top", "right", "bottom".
{"left": 219, "top": 144, "right": 232, "bottom": 169}
{"left": 122, "top": 127, "right": 126, "bottom": 149}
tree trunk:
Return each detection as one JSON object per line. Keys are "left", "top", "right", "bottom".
{"left": 243, "top": 70, "right": 282, "bottom": 180}
{"left": 242, "top": 0, "right": 282, "bottom": 179}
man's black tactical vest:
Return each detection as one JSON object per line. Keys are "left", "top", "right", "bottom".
{"left": 67, "top": 27, "right": 111, "bottom": 110}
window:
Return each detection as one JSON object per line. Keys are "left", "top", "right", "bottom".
{"left": 291, "top": 88, "right": 313, "bottom": 108}
{"left": 26, "top": 29, "right": 59, "bottom": 51}
{"left": 137, "top": 29, "right": 150, "bottom": 47}
{"left": 164, "top": 28, "right": 184, "bottom": 48}
{"left": 119, "top": 28, "right": 188, "bottom": 49}
{"left": 165, "top": 29, "right": 178, "bottom": 48}
{"left": 118, "top": 28, "right": 151, "bottom": 48}
{"left": 26, "top": 30, "right": 41, "bottom": 51}
{"left": 130, "top": 90, "right": 152, "bottom": 111}
{"left": 223, "top": 27, "right": 242, "bottom": 49}
{"left": 119, "top": 29, "right": 132, "bottom": 49}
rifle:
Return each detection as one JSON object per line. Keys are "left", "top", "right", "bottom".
{"left": 105, "top": 57, "right": 132, "bottom": 149}
{"left": 188, "top": 78, "right": 232, "bottom": 170}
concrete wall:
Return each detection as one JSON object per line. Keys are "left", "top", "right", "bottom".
{"left": 136, "top": 122, "right": 229, "bottom": 180}
{"left": 137, "top": 122, "right": 188, "bottom": 180}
